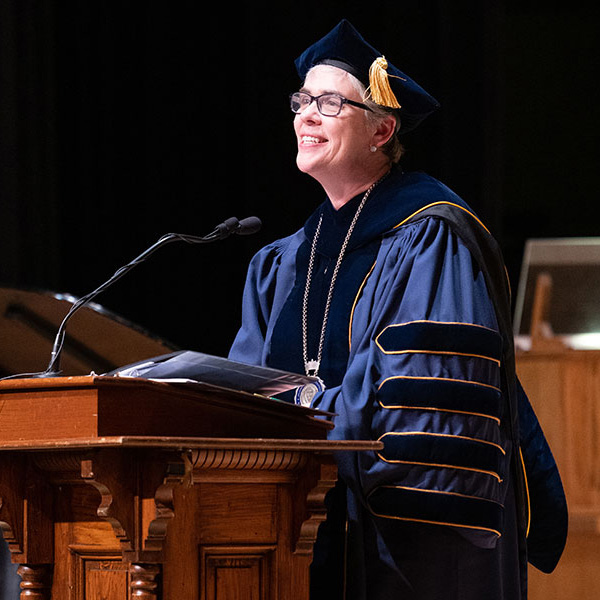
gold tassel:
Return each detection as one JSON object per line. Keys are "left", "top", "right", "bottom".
{"left": 367, "top": 56, "right": 403, "bottom": 109}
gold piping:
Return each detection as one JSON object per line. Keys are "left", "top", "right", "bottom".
{"left": 367, "top": 509, "right": 502, "bottom": 538}
{"left": 375, "top": 320, "right": 501, "bottom": 364}
{"left": 374, "top": 455, "right": 503, "bottom": 483}
{"left": 504, "top": 264, "right": 513, "bottom": 301}
{"left": 379, "top": 319, "right": 498, "bottom": 332}
{"left": 375, "top": 401, "right": 501, "bottom": 425}
{"left": 372, "top": 483, "right": 504, "bottom": 506}
{"left": 519, "top": 447, "right": 531, "bottom": 537}
{"left": 378, "top": 375, "right": 501, "bottom": 393}
{"left": 375, "top": 347, "right": 502, "bottom": 366}
{"left": 379, "top": 431, "right": 506, "bottom": 455}
{"left": 392, "top": 201, "right": 491, "bottom": 234}
{"left": 348, "top": 260, "right": 377, "bottom": 351}
{"left": 391, "top": 201, "right": 514, "bottom": 294}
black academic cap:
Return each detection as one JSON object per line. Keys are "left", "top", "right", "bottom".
{"left": 294, "top": 19, "right": 440, "bottom": 134}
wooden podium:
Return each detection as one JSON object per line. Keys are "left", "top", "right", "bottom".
{"left": 0, "top": 376, "right": 378, "bottom": 600}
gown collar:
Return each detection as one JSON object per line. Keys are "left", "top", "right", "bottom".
{"left": 303, "top": 166, "right": 472, "bottom": 257}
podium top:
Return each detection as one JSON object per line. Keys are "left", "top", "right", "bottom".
{"left": 0, "top": 375, "right": 335, "bottom": 446}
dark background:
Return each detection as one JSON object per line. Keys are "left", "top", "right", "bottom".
{"left": 1, "top": 1, "right": 599, "bottom": 365}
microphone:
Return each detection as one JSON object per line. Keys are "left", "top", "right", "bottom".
{"left": 1, "top": 216, "right": 262, "bottom": 380}
{"left": 237, "top": 216, "right": 262, "bottom": 235}
{"left": 175, "top": 216, "right": 262, "bottom": 242}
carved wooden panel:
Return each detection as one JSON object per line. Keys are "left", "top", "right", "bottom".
{"left": 196, "top": 483, "right": 278, "bottom": 544}
{"left": 53, "top": 523, "right": 123, "bottom": 599}
{"left": 71, "top": 547, "right": 128, "bottom": 600}
{"left": 201, "top": 546, "right": 276, "bottom": 600}
{"left": 85, "top": 560, "right": 129, "bottom": 599}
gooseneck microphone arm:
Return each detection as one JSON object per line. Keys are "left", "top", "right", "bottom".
{"left": 1, "top": 216, "right": 261, "bottom": 380}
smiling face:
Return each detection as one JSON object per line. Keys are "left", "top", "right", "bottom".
{"left": 293, "top": 65, "right": 382, "bottom": 193}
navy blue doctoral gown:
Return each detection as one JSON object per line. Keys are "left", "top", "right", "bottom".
{"left": 229, "top": 167, "right": 566, "bottom": 599}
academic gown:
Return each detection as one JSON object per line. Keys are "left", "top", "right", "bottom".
{"left": 229, "top": 166, "right": 567, "bottom": 600}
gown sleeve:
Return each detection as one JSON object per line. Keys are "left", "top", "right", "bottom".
{"left": 312, "top": 215, "right": 512, "bottom": 548}
{"left": 229, "top": 235, "right": 299, "bottom": 367}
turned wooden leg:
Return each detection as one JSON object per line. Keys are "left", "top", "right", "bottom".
{"left": 17, "top": 564, "right": 52, "bottom": 600}
{"left": 130, "top": 563, "right": 161, "bottom": 599}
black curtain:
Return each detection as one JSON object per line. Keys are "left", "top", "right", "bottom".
{"left": 0, "top": 2, "right": 498, "bottom": 355}
{"left": 2, "top": 2, "right": 600, "bottom": 355}
{"left": 0, "top": 1, "right": 60, "bottom": 287}
{"left": 0, "top": 2, "right": 599, "bottom": 590}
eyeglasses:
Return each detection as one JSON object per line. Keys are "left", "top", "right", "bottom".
{"left": 290, "top": 91, "right": 373, "bottom": 117}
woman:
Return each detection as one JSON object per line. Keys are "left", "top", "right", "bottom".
{"left": 229, "top": 19, "right": 566, "bottom": 600}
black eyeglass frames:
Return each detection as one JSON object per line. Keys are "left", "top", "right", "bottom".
{"left": 290, "top": 91, "right": 373, "bottom": 117}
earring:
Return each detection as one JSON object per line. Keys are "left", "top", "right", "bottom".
{"left": 370, "top": 146, "right": 378, "bottom": 153}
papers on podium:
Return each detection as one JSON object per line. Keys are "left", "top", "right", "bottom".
{"left": 107, "top": 350, "right": 321, "bottom": 399}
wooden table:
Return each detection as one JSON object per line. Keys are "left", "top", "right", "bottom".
{"left": 517, "top": 348, "right": 600, "bottom": 600}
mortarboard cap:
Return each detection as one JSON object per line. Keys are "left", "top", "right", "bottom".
{"left": 294, "top": 19, "right": 440, "bottom": 134}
